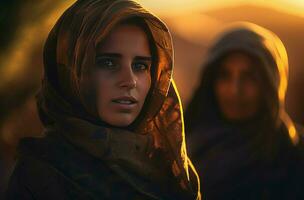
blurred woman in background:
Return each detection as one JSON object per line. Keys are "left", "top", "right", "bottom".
{"left": 185, "top": 22, "right": 304, "bottom": 200}
{"left": 6, "top": 0, "right": 200, "bottom": 199}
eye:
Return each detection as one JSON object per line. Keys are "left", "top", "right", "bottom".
{"left": 96, "top": 57, "right": 118, "bottom": 70}
{"left": 217, "top": 70, "right": 230, "bottom": 80}
{"left": 132, "top": 62, "right": 150, "bottom": 72}
{"left": 243, "top": 71, "right": 259, "bottom": 83}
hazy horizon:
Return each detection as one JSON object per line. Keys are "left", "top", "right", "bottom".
{"left": 138, "top": 0, "right": 304, "bottom": 18}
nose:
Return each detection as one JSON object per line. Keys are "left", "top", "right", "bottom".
{"left": 230, "top": 79, "right": 242, "bottom": 96}
{"left": 117, "top": 64, "right": 137, "bottom": 89}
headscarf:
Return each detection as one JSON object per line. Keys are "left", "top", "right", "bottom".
{"left": 186, "top": 22, "right": 299, "bottom": 145}
{"left": 185, "top": 22, "right": 302, "bottom": 198}
{"left": 36, "top": 0, "right": 200, "bottom": 199}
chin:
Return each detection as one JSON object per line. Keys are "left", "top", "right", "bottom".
{"left": 224, "top": 113, "right": 255, "bottom": 122}
{"left": 114, "top": 121, "right": 133, "bottom": 127}
{"left": 226, "top": 116, "right": 244, "bottom": 122}
{"left": 107, "top": 116, "right": 136, "bottom": 128}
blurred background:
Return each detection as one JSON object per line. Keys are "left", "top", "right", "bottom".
{"left": 1, "top": 0, "right": 304, "bottom": 192}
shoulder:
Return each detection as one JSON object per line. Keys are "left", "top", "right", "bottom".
{"left": 6, "top": 155, "right": 66, "bottom": 199}
{"left": 295, "top": 123, "right": 304, "bottom": 137}
{"left": 293, "top": 123, "right": 304, "bottom": 148}
{"left": 6, "top": 152, "right": 89, "bottom": 200}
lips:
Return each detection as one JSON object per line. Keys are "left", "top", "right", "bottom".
{"left": 111, "top": 96, "right": 138, "bottom": 105}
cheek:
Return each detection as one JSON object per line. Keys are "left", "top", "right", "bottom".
{"left": 243, "top": 83, "right": 261, "bottom": 101}
{"left": 137, "top": 74, "right": 152, "bottom": 99}
{"left": 95, "top": 75, "right": 112, "bottom": 110}
{"left": 214, "top": 81, "right": 229, "bottom": 101}
{"left": 242, "top": 83, "right": 262, "bottom": 114}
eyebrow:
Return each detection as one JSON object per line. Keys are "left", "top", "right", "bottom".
{"left": 134, "top": 56, "right": 152, "bottom": 61}
{"left": 96, "top": 53, "right": 152, "bottom": 61}
{"left": 96, "top": 53, "right": 121, "bottom": 58}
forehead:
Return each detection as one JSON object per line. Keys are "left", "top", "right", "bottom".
{"left": 96, "top": 24, "right": 151, "bottom": 55}
{"left": 220, "top": 52, "right": 256, "bottom": 73}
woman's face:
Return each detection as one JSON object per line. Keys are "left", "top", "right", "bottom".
{"left": 94, "top": 24, "right": 152, "bottom": 127}
{"left": 214, "top": 52, "right": 263, "bottom": 122}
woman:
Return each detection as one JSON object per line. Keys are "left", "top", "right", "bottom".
{"left": 6, "top": 0, "right": 200, "bottom": 199}
{"left": 185, "top": 22, "right": 304, "bottom": 199}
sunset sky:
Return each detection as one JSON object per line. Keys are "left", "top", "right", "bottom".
{"left": 137, "top": 0, "right": 304, "bottom": 17}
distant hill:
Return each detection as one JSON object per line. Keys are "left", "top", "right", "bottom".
{"left": 170, "top": 32, "right": 206, "bottom": 106}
